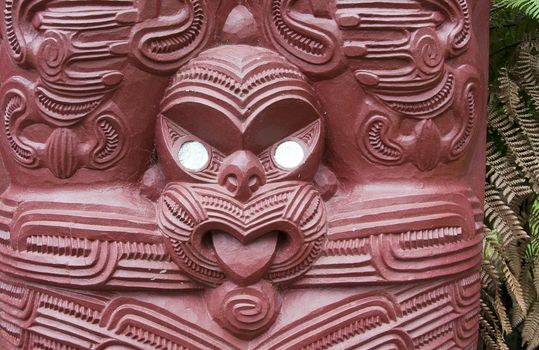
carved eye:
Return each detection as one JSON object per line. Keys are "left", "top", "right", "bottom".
{"left": 273, "top": 140, "right": 305, "bottom": 169}
{"left": 178, "top": 141, "right": 210, "bottom": 172}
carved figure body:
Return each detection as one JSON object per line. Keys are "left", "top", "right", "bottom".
{"left": 0, "top": 0, "right": 488, "bottom": 349}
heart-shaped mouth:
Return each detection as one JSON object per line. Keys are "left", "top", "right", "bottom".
{"left": 210, "top": 230, "right": 281, "bottom": 286}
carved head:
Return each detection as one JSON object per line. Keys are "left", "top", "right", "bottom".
{"left": 156, "top": 45, "right": 327, "bottom": 290}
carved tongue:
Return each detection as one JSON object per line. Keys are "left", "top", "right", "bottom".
{"left": 211, "top": 231, "right": 279, "bottom": 286}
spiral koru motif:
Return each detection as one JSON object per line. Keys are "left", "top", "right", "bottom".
{"left": 208, "top": 281, "right": 281, "bottom": 339}
{"left": 411, "top": 28, "right": 444, "bottom": 75}
{"left": 37, "top": 31, "right": 69, "bottom": 80}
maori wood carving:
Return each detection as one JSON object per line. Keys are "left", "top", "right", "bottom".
{"left": 0, "top": 0, "right": 488, "bottom": 349}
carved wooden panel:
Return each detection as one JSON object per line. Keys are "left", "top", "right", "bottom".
{"left": 0, "top": 0, "right": 488, "bottom": 349}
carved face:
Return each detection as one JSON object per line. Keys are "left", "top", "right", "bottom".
{"left": 156, "top": 45, "right": 327, "bottom": 288}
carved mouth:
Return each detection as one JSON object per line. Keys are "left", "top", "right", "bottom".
{"left": 158, "top": 183, "right": 327, "bottom": 286}
{"left": 162, "top": 193, "right": 197, "bottom": 231}
{"left": 198, "top": 190, "right": 293, "bottom": 225}
{"left": 209, "top": 230, "right": 280, "bottom": 285}
{"left": 36, "top": 87, "right": 103, "bottom": 123}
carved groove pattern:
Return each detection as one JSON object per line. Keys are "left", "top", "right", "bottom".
{"left": 148, "top": 1, "right": 204, "bottom": 56}
{"left": 366, "top": 118, "right": 403, "bottom": 162}
{"left": 2, "top": 92, "right": 35, "bottom": 166}
{"left": 271, "top": 1, "right": 326, "bottom": 57}
{"left": 263, "top": 0, "right": 341, "bottom": 75}
{"left": 388, "top": 73, "right": 455, "bottom": 117}
{"left": 0, "top": 0, "right": 484, "bottom": 347}
{"left": 0, "top": 272, "right": 479, "bottom": 349}
{"left": 451, "top": 84, "right": 478, "bottom": 157}
{"left": 3, "top": 0, "right": 22, "bottom": 62}
{"left": 35, "top": 88, "right": 102, "bottom": 124}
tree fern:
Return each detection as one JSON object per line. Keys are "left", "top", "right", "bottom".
{"left": 498, "top": 0, "right": 539, "bottom": 20}
{"left": 482, "top": 35, "right": 539, "bottom": 349}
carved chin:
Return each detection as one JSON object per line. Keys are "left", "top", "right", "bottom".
{"left": 157, "top": 182, "right": 327, "bottom": 287}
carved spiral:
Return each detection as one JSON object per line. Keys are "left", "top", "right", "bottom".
{"left": 223, "top": 288, "right": 271, "bottom": 330}
{"left": 37, "top": 32, "right": 67, "bottom": 79}
{"left": 131, "top": 0, "right": 211, "bottom": 73}
{"left": 412, "top": 28, "right": 444, "bottom": 75}
{"left": 209, "top": 281, "right": 280, "bottom": 339}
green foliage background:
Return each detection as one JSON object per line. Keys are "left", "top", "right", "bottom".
{"left": 482, "top": 0, "right": 539, "bottom": 349}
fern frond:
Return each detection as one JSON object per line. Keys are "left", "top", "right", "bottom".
{"left": 523, "top": 302, "right": 539, "bottom": 349}
{"left": 480, "top": 316, "right": 504, "bottom": 350}
{"left": 534, "top": 258, "right": 539, "bottom": 295}
{"left": 497, "top": 0, "right": 539, "bottom": 20}
{"left": 495, "top": 293, "right": 514, "bottom": 334}
{"left": 489, "top": 107, "right": 539, "bottom": 186}
{"left": 482, "top": 261, "right": 502, "bottom": 296}
{"left": 507, "top": 241, "right": 526, "bottom": 277}
{"left": 485, "top": 184, "right": 530, "bottom": 246}
{"left": 487, "top": 141, "right": 534, "bottom": 207}
{"left": 515, "top": 42, "right": 539, "bottom": 107}
{"left": 502, "top": 260, "right": 528, "bottom": 312}
{"left": 499, "top": 69, "right": 524, "bottom": 122}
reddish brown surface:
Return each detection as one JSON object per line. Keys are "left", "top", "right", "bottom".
{"left": 0, "top": 1, "right": 488, "bottom": 349}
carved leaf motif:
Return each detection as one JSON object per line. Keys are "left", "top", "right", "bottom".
{"left": 386, "top": 72, "right": 456, "bottom": 119}
{"left": 45, "top": 128, "right": 79, "bottom": 179}
{"left": 415, "top": 119, "right": 441, "bottom": 171}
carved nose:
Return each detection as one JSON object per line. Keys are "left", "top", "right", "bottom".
{"left": 218, "top": 151, "right": 266, "bottom": 201}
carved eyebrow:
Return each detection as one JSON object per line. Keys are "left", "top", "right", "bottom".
{"left": 243, "top": 98, "right": 321, "bottom": 153}
{"left": 161, "top": 103, "right": 243, "bottom": 154}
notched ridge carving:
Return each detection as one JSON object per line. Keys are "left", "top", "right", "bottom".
{"left": 263, "top": 0, "right": 342, "bottom": 76}
{"left": 386, "top": 73, "right": 455, "bottom": 118}
{"left": 36, "top": 87, "right": 103, "bottom": 125}
{"left": 26, "top": 235, "right": 93, "bottom": 257}
{"left": 2, "top": 89, "right": 38, "bottom": 167}
{"left": 131, "top": 0, "right": 212, "bottom": 74}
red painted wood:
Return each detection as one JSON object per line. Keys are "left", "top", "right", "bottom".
{"left": 0, "top": 0, "right": 488, "bottom": 348}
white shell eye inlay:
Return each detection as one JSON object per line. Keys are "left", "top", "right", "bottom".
{"left": 178, "top": 141, "right": 209, "bottom": 171}
{"left": 273, "top": 140, "right": 305, "bottom": 169}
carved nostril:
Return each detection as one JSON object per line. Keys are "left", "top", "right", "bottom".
{"left": 223, "top": 174, "right": 238, "bottom": 192}
{"left": 248, "top": 175, "right": 262, "bottom": 193}
{"left": 218, "top": 150, "right": 266, "bottom": 200}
